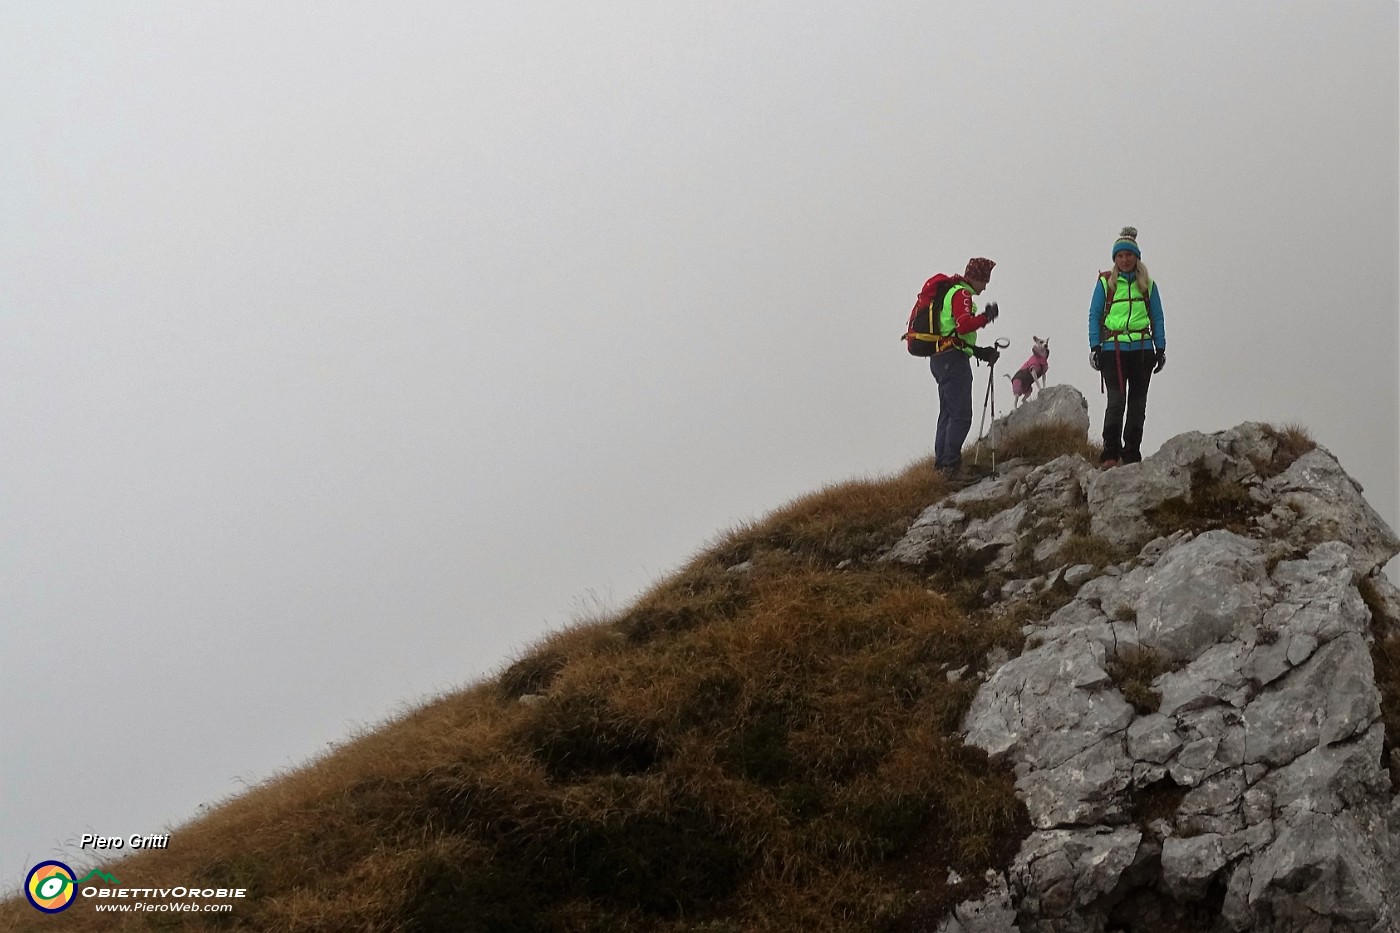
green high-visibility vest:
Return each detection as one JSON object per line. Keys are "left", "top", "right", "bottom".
{"left": 937, "top": 283, "right": 979, "bottom": 356}
{"left": 1100, "top": 273, "right": 1153, "bottom": 344}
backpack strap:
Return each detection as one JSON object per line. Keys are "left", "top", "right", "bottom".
{"left": 1099, "top": 272, "right": 1154, "bottom": 345}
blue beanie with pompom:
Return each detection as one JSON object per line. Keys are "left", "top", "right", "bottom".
{"left": 1112, "top": 226, "right": 1141, "bottom": 259}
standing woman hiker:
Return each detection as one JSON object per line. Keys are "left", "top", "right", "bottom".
{"left": 1089, "top": 227, "right": 1166, "bottom": 466}
{"left": 918, "top": 257, "right": 1002, "bottom": 476}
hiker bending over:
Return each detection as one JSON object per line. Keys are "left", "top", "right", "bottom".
{"left": 921, "top": 257, "right": 1001, "bottom": 476}
{"left": 1089, "top": 226, "right": 1166, "bottom": 467}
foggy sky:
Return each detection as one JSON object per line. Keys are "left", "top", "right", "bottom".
{"left": 3, "top": 2, "right": 1397, "bottom": 891}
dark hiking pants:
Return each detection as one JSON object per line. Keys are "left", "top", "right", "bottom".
{"left": 930, "top": 349, "right": 974, "bottom": 472}
{"left": 1101, "top": 348, "right": 1154, "bottom": 463}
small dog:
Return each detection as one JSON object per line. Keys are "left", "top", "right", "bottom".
{"left": 1007, "top": 336, "right": 1050, "bottom": 407}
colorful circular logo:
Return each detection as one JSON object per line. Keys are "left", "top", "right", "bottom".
{"left": 25, "top": 861, "right": 77, "bottom": 913}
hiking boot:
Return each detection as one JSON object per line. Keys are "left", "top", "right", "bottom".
{"left": 1100, "top": 459, "right": 1120, "bottom": 470}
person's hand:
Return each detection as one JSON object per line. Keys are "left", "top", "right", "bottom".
{"left": 1089, "top": 346, "right": 1101, "bottom": 371}
{"left": 983, "top": 302, "right": 999, "bottom": 324}
{"left": 1154, "top": 349, "right": 1166, "bottom": 373}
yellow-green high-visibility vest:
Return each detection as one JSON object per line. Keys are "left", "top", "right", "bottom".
{"left": 1100, "top": 273, "right": 1153, "bottom": 344}
{"left": 937, "top": 283, "right": 979, "bottom": 356}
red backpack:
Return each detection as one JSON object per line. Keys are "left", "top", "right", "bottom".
{"left": 902, "top": 274, "right": 962, "bottom": 357}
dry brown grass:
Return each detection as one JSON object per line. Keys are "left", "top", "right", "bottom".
{"left": 1057, "top": 534, "right": 1123, "bottom": 569}
{"left": 993, "top": 422, "right": 1100, "bottom": 466}
{"left": 711, "top": 458, "right": 950, "bottom": 568}
{"left": 1106, "top": 646, "right": 1169, "bottom": 715}
{"left": 1145, "top": 464, "right": 1265, "bottom": 536}
{"left": 1259, "top": 422, "right": 1318, "bottom": 476}
{"left": 2, "top": 457, "right": 1038, "bottom": 933}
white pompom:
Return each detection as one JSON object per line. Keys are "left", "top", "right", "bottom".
{"left": 1120, "top": 226, "right": 1138, "bottom": 239}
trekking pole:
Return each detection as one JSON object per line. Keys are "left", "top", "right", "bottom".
{"left": 988, "top": 338, "right": 1009, "bottom": 470}
{"left": 973, "top": 339, "right": 1012, "bottom": 468}
{"left": 974, "top": 365, "right": 994, "bottom": 467}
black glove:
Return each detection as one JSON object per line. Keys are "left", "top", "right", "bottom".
{"left": 1154, "top": 349, "right": 1166, "bottom": 373}
{"left": 973, "top": 345, "right": 1000, "bottom": 364}
{"left": 982, "top": 301, "right": 999, "bottom": 324}
{"left": 1089, "top": 346, "right": 1101, "bottom": 371}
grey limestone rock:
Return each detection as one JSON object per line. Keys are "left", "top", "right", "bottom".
{"left": 881, "top": 504, "right": 966, "bottom": 565}
{"left": 1086, "top": 457, "right": 1190, "bottom": 551}
{"left": 889, "top": 412, "right": 1399, "bottom": 931}
{"left": 1022, "top": 454, "right": 1097, "bottom": 512}
{"left": 1241, "top": 632, "right": 1380, "bottom": 769}
{"left": 1063, "top": 563, "right": 1098, "bottom": 588}
{"left": 948, "top": 465, "right": 1035, "bottom": 509}
{"left": 936, "top": 872, "right": 1019, "bottom": 933}
{"left": 1133, "top": 530, "right": 1270, "bottom": 663}
{"left": 1084, "top": 425, "right": 1265, "bottom": 550}
{"left": 965, "top": 633, "right": 1129, "bottom": 766}
{"left": 1161, "top": 832, "right": 1230, "bottom": 900}
{"left": 963, "top": 502, "right": 1031, "bottom": 566}
{"left": 1263, "top": 448, "right": 1400, "bottom": 577}
{"left": 985, "top": 383, "right": 1091, "bottom": 449}
{"left": 1010, "top": 827, "right": 1142, "bottom": 930}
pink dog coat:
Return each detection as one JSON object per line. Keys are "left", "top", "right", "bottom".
{"left": 1010, "top": 351, "right": 1049, "bottom": 398}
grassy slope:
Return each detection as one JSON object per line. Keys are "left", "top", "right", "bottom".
{"left": 6, "top": 423, "right": 1396, "bottom": 932}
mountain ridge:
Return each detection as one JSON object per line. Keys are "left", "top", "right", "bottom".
{"left": 5, "top": 385, "right": 1397, "bottom": 932}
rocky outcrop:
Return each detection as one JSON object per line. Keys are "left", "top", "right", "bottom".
{"left": 1086, "top": 423, "right": 1398, "bottom": 577}
{"left": 986, "top": 384, "right": 1091, "bottom": 449}
{"left": 882, "top": 392, "right": 1400, "bottom": 932}
{"left": 957, "top": 534, "right": 1398, "bottom": 932}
